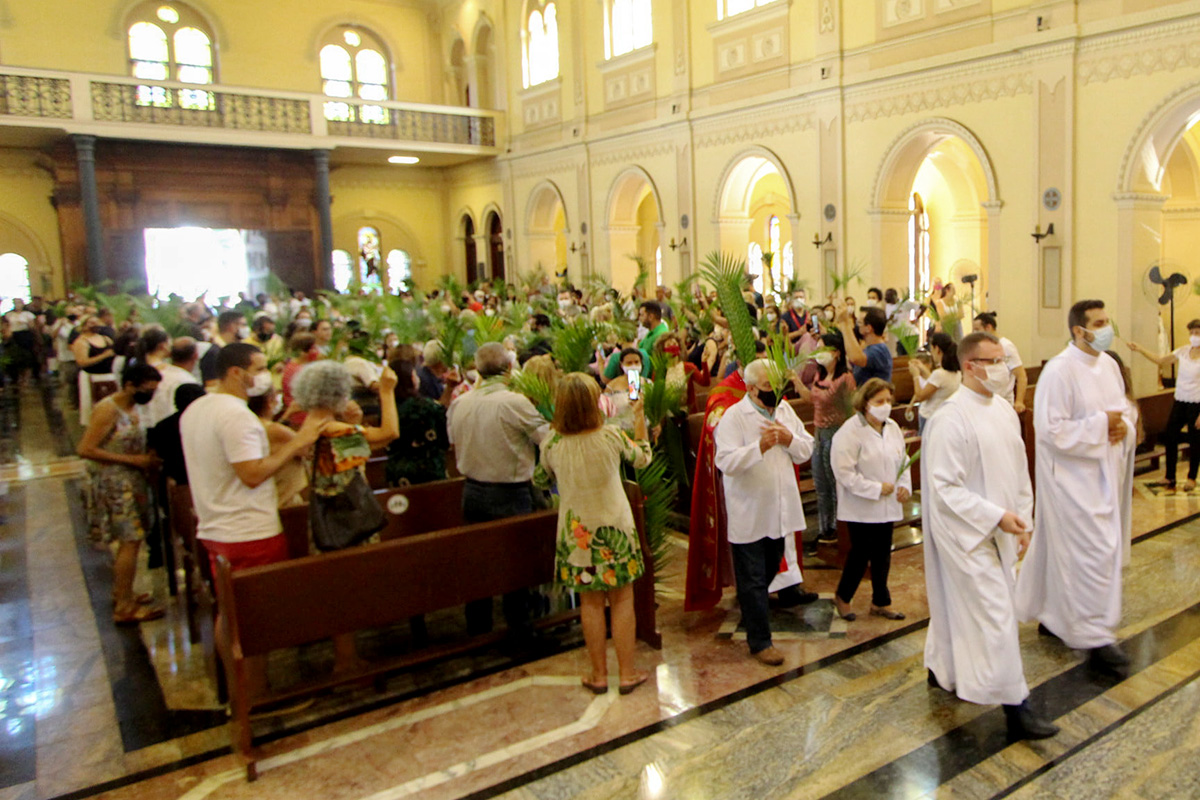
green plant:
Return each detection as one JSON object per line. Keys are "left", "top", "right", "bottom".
{"left": 635, "top": 456, "right": 677, "bottom": 580}
{"left": 829, "top": 257, "right": 868, "bottom": 297}
{"left": 699, "top": 251, "right": 757, "bottom": 368}
{"left": 472, "top": 314, "right": 510, "bottom": 344}
{"left": 551, "top": 317, "right": 599, "bottom": 374}
{"left": 897, "top": 447, "right": 921, "bottom": 481}
{"left": 506, "top": 369, "right": 554, "bottom": 421}
{"left": 641, "top": 352, "right": 686, "bottom": 428}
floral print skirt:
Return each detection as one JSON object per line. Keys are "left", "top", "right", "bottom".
{"left": 85, "top": 464, "right": 152, "bottom": 544}
{"left": 555, "top": 510, "right": 644, "bottom": 592}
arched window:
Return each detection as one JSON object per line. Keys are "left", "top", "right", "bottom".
{"left": 909, "top": 192, "right": 931, "bottom": 300}
{"left": 766, "top": 215, "right": 782, "bottom": 293}
{"left": 522, "top": 2, "right": 559, "bottom": 89}
{"left": 717, "top": 0, "right": 777, "bottom": 21}
{"left": 126, "top": 2, "right": 215, "bottom": 109}
{"left": 781, "top": 241, "right": 794, "bottom": 291}
{"left": 321, "top": 27, "right": 391, "bottom": 124}
{"left": 654, "top": 245, "right": 663, "bottom": 287}
{"left": 358, "top": 227, "right": 382, "bottom": 292}
{"left": 387, "top": 250, "right": 412, "bottom": 292}
{"left": 0, "top": 253, "right": 30, "bottom": 312}
{"left": 331, "top": 250, "right": 353, "bottom": 293}
{"left": 606, "top": 0, "right": 652, "bottom": 59}
{"left": 747, "top": 242, "right": 763, "bottom": 294}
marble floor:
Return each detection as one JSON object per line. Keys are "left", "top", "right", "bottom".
{"left": 2, "top": 378, "right": 1200, "bottom": 800}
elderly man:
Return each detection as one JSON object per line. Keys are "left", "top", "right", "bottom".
{"left": 1015, "top": 299, "right": 1136, "bottom": 677}
{"left": 417, "top": 340, "right": 459, "bottom": 405}
{"left": 923, "top": 332, "right": 1058, "bottom": 740}
{"left": 142, "top": 337, "right": 199, "bottom": 429}
{"left": 448, "top": 342, "right": 549, "bottom": 638}
{"left": 713, "top": 359, "right": 815, "bottom": 666}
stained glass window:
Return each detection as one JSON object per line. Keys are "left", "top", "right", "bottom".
{"left": 358, "top": 227, "right": 382, "bottom": 293}
{"left": 126, "top": 3, "right": 215, "bottom": 109}
{"left": 332, "top": 250, "right": 353, "bottom": 293}
{"left": 320, "top": 27, "right": 391, "bottom": 124}
{"left": 782, "top": 242, "right": 794, "bottom": 291}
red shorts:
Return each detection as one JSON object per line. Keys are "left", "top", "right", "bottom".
{"left": 202, "top": 534, "right": 289, "bottom": 578}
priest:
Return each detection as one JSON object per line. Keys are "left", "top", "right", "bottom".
{"left": 922, "top": 332, "right": 1058, "bottom": 740}
{"left": 1015, "top": 299, "right": 1135, "bottom": 677}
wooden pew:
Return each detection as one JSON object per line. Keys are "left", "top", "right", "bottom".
{"left": 215, "top": 480, "right": 660, "bottom": 780}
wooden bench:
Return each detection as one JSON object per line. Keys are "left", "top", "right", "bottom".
{"left": 215, "top": 479, "right": 660, "bottom": 780}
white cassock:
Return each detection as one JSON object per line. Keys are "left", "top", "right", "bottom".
{"left": 922, "top": 386, "right": 1034, "bottom": 706}
{"left": 1014, "top": 344, "right": 1136, "bottom": 649}
{"left": 1118, "top": 398, "right": 1138, "bottom": 565}
{"left": 714, "top": 396, "right": 815, "bottom": 592}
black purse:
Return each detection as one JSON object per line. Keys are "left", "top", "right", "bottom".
{"left": 309, "top": 440, "right": 387, "bottom": 552}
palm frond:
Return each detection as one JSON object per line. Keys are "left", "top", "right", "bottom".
{"left": 472, "top": 313, "right": 509, "bottom": 344}
{"left": 506, "top": 369, "right": 554, "bottom": 421}
{"left": 641, "top": 352, "right": 686, "bottom": 427}
{"left": 829, "top": 257, "right": 869, "bottom": 297}
{"left": 699, "top": 251, "right": 756, "bottom": 368}
{"left": 629, "top": 254, "right": 651, "bottom": 294}
{"left": 551, "top": 317, "right": 599, "bottom": 374}
{"left": 636, "top": 457, "right": 677, "bottom": 580}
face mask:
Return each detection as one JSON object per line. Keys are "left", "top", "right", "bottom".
{"left": 792, "top": 300, "right": 805, "bottom": 310}
{"left": 1087, "top": 324, "right": 1115, "bottom": 352}
{"left": 755, "top": 388, "right": 779, "bottom": 409}
{"left": 867, "top": 403, "right": 892, "bottom": 423}
{"left": 978, "top": 363, "right": 1010, "bottom": 394}
{"left": 271, "top": 395, "right": 284, "bottom": 417}
{"left": 295, "top": 318, "right": 312, "bottom": 329}
{"left": 815, "top": 352, "right": 834, "bottom": 367}
{"left": 133, "top": 389, "right": 155, "bottom": 405}
{"left": 558, "top": 299, "right": 572, "bottom": 309}
{"left": 865, "top": 300, "right": 879, "bottom": 308}
{"left": 1189, "top": 334, "right": 1200, "bottom": 348}
{"left": 474, "top": 292, "right": 486, "bottom": 302}
{"left": 766, "top": 312, "right": 777, "bottom": 322}
{"left": 440, "top": 304, "right": 452, "bottom": 314}
{"left": 247, "top": 371, "right": 273, "bottom": 397}
{"left": 238, "top": 325, "right": 251, "bottom": 341}
{"left": 484, "top": 308, "right": 496, "bottom": 317}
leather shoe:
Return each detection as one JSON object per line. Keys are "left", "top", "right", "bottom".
{"left": 1089, "top": 644, "right": 1130, "bottom": 678}
{"left": 752, "top": 646, "right": 785, "bottom": 666}
{"left": 1003, "top": 700, "right": 1059, "bottom": 740}
{"left": 927, "top": 668, "right": 949, "bottom": 692}
{"left": 774, "top": 588, "right": 819, "bottom": 608}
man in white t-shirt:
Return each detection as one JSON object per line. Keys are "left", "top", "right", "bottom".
{"left": 181, "top": 342, "right": 323, "bottom": 576}
{"left": 973, "top": 313, "right": 1028, "bottom": 413}
{"left": 142, "top": 338, "right": 200, "bottom": 430}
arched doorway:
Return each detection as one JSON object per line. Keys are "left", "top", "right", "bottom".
{"left": 462, "top": 214, "right": 478, "bottom": 284}
{"left": 872, "top": 119, "right": 997, "bottom": 316}
{"left": 525, "top": 182, "right": 567, "bottom": 282}
{"left": 487, "top": 210, "right": 505, "bottom": 281}
{"left": 606, "top": 168, "right": 662, "bottom": 294}
{"left": 714, "top": 148, "right": 798, "bottom": 299}
{"left": 0, "top": 253, "right": 31, "bottom": 312}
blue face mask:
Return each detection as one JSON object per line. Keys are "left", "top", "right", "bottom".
{"left": 1088, "top": 324, "right": 1114, "bottom": 352}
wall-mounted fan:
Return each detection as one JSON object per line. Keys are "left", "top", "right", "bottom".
{"left": 1142, "top": 263, "right": 1190, "bottom": 363}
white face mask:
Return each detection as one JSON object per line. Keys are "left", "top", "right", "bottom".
{"left": 867, "top": 403, "right": 892, "bottom": 423}
{"left": 766, "top": 312, "right": 777, "bottom": 322}
{"left": 271, "top": 395, "right": 284, "bottom": 417}
{"left": 1087, "top": 324, "right": 1115, "bottom": 352}
{"left": 238, "top": 325, "right": 251, "bottom": 340}
{"left": 247, "top": 371, "right": 273, "bottom": 397}
{"left": 295, "top": 318, "right": 312, "bottom": 329}
{"left": 440, "top": 304, "right": 452, "bottom": 314}
{"left": 558, "top": 298, "right": 572, "bottom": 309}
{"left": 792, "top": 299, "right": 805, "bottom": 310}
{"left": 484, "top": 308, "right": 496, "bottom": 317}
{"left": 977, "top": 363, "right": 1010, "bottom": 395}
{"left": 815, "top": 352, "right": 834, "bottom": 367}
{"left": 1189, "top": 334, "right": 1200, "bottom": 349}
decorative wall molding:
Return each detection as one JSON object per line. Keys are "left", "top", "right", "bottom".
{"left": 846, "top": 69, "right": 1032, "bottom": 123}
{"left": 1117, "top": 77, "right": 1200, "bottom": 193}
{"left": 590, "top": 142, "right": 676, "bottom": 167}
{"left": 870, "top": 116, "right": 1000, "bottom": 208}
{"left": 508, "top": 156, "right": 584, "bottom": 182}
{"left": 1078, "top": 37, "right": 1200, "bottom": 86}
{"left": 694, "top": 106, "right": 816, "bottom": 148}
{"left": 820, "top": 0, "right": 835, "bottom": 34}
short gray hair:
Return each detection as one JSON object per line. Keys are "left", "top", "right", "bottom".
{"left": 743, "top": 358, "right": 771, "bottom": 388}
{"left": 291, "top": 360, "right": 352, "bottom": 412}
{"left": 423, "top": 340, "right": 446, "bottom": 368}
{"left": 476, "top": 342, "right": 511, "bottom": 378}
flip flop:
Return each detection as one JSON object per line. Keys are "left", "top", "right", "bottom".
{"left": 581, "top": 677, "right": 609, "bottom": 695}
{"left": 618, "top": 674, "right": 649, "bottom": 695}
{"left": 113, "top": 605, "right": 165, "bottom": 625}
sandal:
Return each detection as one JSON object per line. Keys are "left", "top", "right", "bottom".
{"left": 113, "top": 592, "right": 154, "bottom": 606}
{"left": 581, "top": 677, "right": 609, "bottom": 695}
{"left": 618, "top": 673, "right": 649, "bottom": 696}
{"left": 870, "top": 607, "right": 906, "bottom": 620}
{"left": 113, "top": 605, "right": 165, "bottom": 626}
{"left": 1184, "top": 480, "right": 1197, "bottom": 492}
{"left": 833, "top": 597, "right": 856, "bottom": 621}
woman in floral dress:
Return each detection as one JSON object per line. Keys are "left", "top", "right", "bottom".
{"left": 535, "top": 373, "right": 652, "bottom": 695}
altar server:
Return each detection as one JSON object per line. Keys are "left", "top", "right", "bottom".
{"left": 1015, "top": 300, "right": 1136, "bottom": 677}
{"left": 922, "top": 332, "right": 1058, "bottom": 740}
{"left": 714, "top": 359, "right": 815, "bottom": 666}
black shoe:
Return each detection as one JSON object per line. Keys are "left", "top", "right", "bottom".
{"left": 817, "top": 532, "right": 838, "bottom": 544}
{"left": 773, "top": 587, "right": 820, "bottom": 608}
{"left": 1088, "top": 644, "right": 1130, "bottom": 678}
{"left": 1037, "top": 623, "right": 1061, "bottom": 641}
{"left": 802, "top": 543, "right": 818, "bottom": 558}
{"left": 927, "top": 668, "right": 949, "bottom": 692}
{"left": 1004, "top": 700, "right": 1059, "bottom": 740}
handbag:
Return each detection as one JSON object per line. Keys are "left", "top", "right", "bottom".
{"left": 309, "top": 439, "right": 387, "bottom": 552}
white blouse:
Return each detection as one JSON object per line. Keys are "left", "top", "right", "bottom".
{"left": 830, "top": 414, "right": 912, "bottom": 523}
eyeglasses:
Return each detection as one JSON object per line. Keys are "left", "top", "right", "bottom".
{"left": 967, "top": 358, "right": 1005, "bottom": 366}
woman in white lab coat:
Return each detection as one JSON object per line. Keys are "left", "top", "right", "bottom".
{"left": 830, "top": 378, "right": 912, "bottom": 621}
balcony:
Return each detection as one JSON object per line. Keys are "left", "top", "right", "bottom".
{"left": 0, "top": 66, "right": 501, "bottom": 161}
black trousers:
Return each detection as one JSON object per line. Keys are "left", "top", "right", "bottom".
{"left": 462, "top": 479, "right": 535, "bottom": 637}
{"left": 1164, "top": 399, "right": 1200, "bottom": 483}
{"left": 731, "top": 536, "right": 785, "bottom": 654}
{"left": 836, "top": 521, "right": 894, "bottom": 607}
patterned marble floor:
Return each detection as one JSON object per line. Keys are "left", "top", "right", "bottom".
{"left": 2, "top": 379, "right": 1200, "bottom": 800}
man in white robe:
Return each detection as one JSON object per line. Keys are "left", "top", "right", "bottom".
{"left": 922, "top": 332, "right": 1058, "bottom": 740}
{"left": 1015, "top": 299, "right": 1136, "bottom": 677}
{"left": 714, "top": 359, "right": 816, "bottom": 666}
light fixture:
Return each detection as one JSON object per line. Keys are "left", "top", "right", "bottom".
{"left": 1031, "top": 223, "right": 1055, "bottom": 242}
{"left": 668, "top": 237, "right": 688, "bottom": 251}
{"left": 569, "top": 241, "right": 588, "bottom": 255}
{"left": 812, "top": 232, "right": 833, "bottom": 249}
{"left": 388, "top": 156, "right": 420, "bottom": 165}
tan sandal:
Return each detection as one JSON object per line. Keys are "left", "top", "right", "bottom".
{"left": 113, "top": 605, "right": 165, "bottom": 625}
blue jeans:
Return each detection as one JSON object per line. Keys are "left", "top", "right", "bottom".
{"left": 462, "top": 480, "right": 535, "bottom": 637}
{"left": 811, "top": 427, "right": 838, "bottom": 542}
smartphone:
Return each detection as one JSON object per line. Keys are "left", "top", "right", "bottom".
{"left": 626, "top": 368, "right": 641, "bottom": 402}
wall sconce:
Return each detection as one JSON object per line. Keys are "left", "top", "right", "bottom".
{"left": 812, "top": 232, "right": 833, "bottom": 249}
{"left": 1031, "top": 223, "right": 1055, "bottom": 242}
{"left": 569, "top": 241, "right": 588, "bottom": 254}
{"left": 668, "top": 237, "right": 688, "bottom": 251}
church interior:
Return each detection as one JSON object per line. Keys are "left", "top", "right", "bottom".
{"left": 3, "top": 1, "right": 1200, "bottom": 798}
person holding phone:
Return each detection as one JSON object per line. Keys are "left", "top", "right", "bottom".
{"left": 602, "top": 348, "right": 648, "bottom": 430}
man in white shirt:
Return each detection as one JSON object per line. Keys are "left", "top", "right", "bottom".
{"left": 922, "top": 332, "right": 1058, "bottom": 741}
{"left": 448, "top": 342, "right": 549, "bottom": 637}
{"left": 1015, "top": 300, "right": 1136, "bottom": 677}
{"left": 181, "top": 342, "right": 323, "bottom": 576}
{"left": 142, "top": 338, "right": 200, "bottom": 430}
{"left": 714, "top": 359, "right": 815, "bottom": 666}
{"left": 972, "top": 313, "right": 1028, "bottom": 413}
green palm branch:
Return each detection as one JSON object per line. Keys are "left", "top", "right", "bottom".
{"left": 636, "top": 456, "right": 677, "bottom": 580}
{"left": 829, "top": 257, "right": 868, "bottom": 297}
{"left": 506, "top": 369, "right": 554, "bottom": 421}
{"left": 472, "top": 313, "right": 509, "bottom": 344}
{"left": 629, "top": 254, "right": 651, "bottom": 294}
{"left": 551, "top": 317, "right": 598, "bottom": 374}
{"left": 641, "top": 352, "right": 686, "bottom": 427}
{"left": 699, "top": 251, "right": 756, "bottom": 368}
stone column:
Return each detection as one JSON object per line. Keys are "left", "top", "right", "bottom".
{"left": 73, "top": 135, "right": 105, "bottom": 284}
{"left": 313, "top": 149, "right": 335, "bottom": 290}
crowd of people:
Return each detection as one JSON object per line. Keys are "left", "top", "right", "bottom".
{"left": 0, "top": 271, "right": 1142, "bottom": 732}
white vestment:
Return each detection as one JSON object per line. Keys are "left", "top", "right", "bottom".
{"left": 922, "top": 386, "right": 1033, "bottom": 706}
{"left": 1014, "top": 344, "right": 1136, "bottom": 649}
{"left": 714, "top": 396, "right": 815, "bottom": 591}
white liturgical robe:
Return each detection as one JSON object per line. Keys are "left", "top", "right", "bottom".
{"left": 1014, "top": 344, "right": 1136, "bottom": 649}
{"left": 922, "top": 385, "right": 1034, "bottom": 706}
{"left": 714, "top": 396, "right": 815, "bottom": 591}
